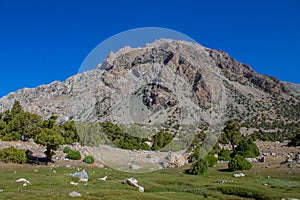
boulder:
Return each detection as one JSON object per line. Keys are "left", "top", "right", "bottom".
{"left": 163, "top": 153, "right": 186, "bottom": 168}
{"left": 69, "top": 191, "right": 81, "bottom": 197}
{"left": 71, "top": 169, "right": 88, "bottom": 182}
{"left": 16, "top": 178, "right": 30, "bottom": 186}
{"left": 233, "top": 173, "right": 245, "bottom": 177}
{"left": 122, "top": 178, "right": 144, "bottom": 192}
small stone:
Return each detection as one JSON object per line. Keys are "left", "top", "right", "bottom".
{"left": 96, "top": 163, "right": 104, "bottom": 168}
{"left": 98, "top": 176, "right": 107, "bottom": 181}
{"left": 69, "top": 191, "right": 81, "bottom": 197}
{"left": 130, "top": 164, "right": 141, "bottom": 170}
{"left": 138, "top": 186, "right": 144, "bottom": 192}
{"left": 70, "top": 181, "right": 78, "bottom": 185}
{"left": 217, "top": 179, "right": 226, "bottom": 183}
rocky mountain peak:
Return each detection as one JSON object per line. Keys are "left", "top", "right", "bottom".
{"left": 0, "top": 39, "right": 299, "bottom": 131}
{"left": 206, "top": 48, "right": 290, "bottom": 94}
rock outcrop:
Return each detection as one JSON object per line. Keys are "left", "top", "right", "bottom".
{"left": 0, "top": 39, "right": 299, "bottom": 135}
{"left": 206, "top": 49, "right": 290, "bottom": 94}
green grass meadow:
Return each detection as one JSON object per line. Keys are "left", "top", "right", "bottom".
{"left": 0, "top": 162, "right": 299, "bottom": 200}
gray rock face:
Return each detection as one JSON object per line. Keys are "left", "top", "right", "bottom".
{"left": 163, "top": 152, "right": 186, "bottom": 168}
{"left": 0, "top": 39, "right": 299, "bottom": 131}
{"left": 207, "top": 48, "right": 290, "bottom": 94}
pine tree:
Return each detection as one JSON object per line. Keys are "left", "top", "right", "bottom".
{"left": 35, "top": 115, "right": 64, "bottom": 163}
{"left": 11, "top": 100, "right": 23, "bottom": 117}
{"left": 221, "top": 119, "right": 241, "bottom": 151}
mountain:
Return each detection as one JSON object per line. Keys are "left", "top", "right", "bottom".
{"left": 0, "top": 39, "right": 299, "bottom": 140}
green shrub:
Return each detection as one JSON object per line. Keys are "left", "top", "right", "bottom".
{"left": 235, "top": 138, "right": 260, "bottom": 158}
{"left": 288, "top": 131, "right": 300, "bottom": 147}
{"left": 205, "top": 153, "right": 218, "bottom": 167}
{"left": 63, "top": 146, "right": 72, "bottom": 153}
{"left": 186, "top": 158, "right": 208, "bottom": 175}
{"left": 83, "top": 156, "right": 94, "bottom": 164}
{"left": 218, "top": 149, "right": 231, "bottom": 161}
{"left": 0, "top": 146, "right": 27, "bottom": 164}
{"left": 101, "top": 121, "right": 174, "bottom": 151}
{"left": 228, "top": 155, "right": 252, "bottom": 171}
{"left": 66, "top": 149, "right": 81, "bottom": 160}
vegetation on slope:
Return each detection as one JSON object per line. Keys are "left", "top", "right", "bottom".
{"left": 0, "top": 100, "right": 80, "bottom": 163}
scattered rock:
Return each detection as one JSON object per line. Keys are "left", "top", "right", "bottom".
{"left": 98, "top": 176, "right": 107, "bottom": 181}
{"left": 122, "top": 178, "right": 144, "bottom": 192}
{"left": 0, "top": 189, "right": 3, "bottom": 192}
{"left": 163, "top": 153, "right": 186, "bottom": 168}
{"left": 130, "top": 164, "right": 141, "bottom": 170}
{"left": 96, "top": 163, "right": 104, "bottom": 168}
{"left": 71, "top": 169, "right": 88, "bottom": 182}
{"left": 138, "top": 186, "right": 144, "bottom": 192}
{"left": 233, "top": 173, "right": 245, "bottom": 177}
{"left": 69, "top": 191, "right": 81, "bottom": 197}
{"left": 147, "top": 154, "right": 159, "bottom": 163}
{"left": 16, "top": 178, "right": 30, "bottom": 186}
{"left": 266, "top": 176, "right": 271, "bottom": 179}
{"left": 217, "top": 179, "right": 226, "bottom": 183}
{"left": 70, "top": 181, "right": 78, "bottom": 185}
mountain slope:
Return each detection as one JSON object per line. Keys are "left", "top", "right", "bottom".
{"left": 0, "top": 39, "right": 299, "bottom": 139}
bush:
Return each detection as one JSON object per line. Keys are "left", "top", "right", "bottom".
{"left": 205, "top": 153, "right": 218, "bottom": 167}
{"left": 186, "top": 158, "right": 208, "bottom": 175}
{"left": 235, "top": 138, "right": 260, "bottom": 158}
{"left": 66, "top": 149, "right": 81, "bottom": 160}
{"left": 218, "top": 149, "right": 231, "bottom": 161}
{"left": 63, "top": 146, "right": 72, "bottom": 153}
{"left": 83, "top": 156, "right": 94, "bottom": 164}
{"left": 0, "top": 146, "right": 27, "bottom": 164}
{"left": 228, "top": 155, "right": 252, "bottom": 171}
{"left": 288, "top": 132, "right": 300, "bottom": 147}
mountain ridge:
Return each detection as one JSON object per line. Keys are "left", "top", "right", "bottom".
{"left": 0, "top": 39, "right": 299, "bottom": 139}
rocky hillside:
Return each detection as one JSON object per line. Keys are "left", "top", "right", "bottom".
{"left": 0, "top": 39, "right": 299, "bottom": 140}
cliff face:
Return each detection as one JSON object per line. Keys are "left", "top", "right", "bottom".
{"left": 0, "top": 39, "right": 299, "bottom": 133}
{"left": 206, "top": 49, "right": 290, "bottom": 94}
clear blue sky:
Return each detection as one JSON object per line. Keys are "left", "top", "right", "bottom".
{"left": 0, "top": 0, "right": 299, "bottom": 97}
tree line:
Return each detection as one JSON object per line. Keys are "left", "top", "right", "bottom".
{"left": 0, "top": 100, "right": 79, "bottom": 163}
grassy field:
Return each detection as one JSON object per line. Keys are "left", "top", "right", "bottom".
{"left": 0, "top": 162, "right": 299, "bottom": 200}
